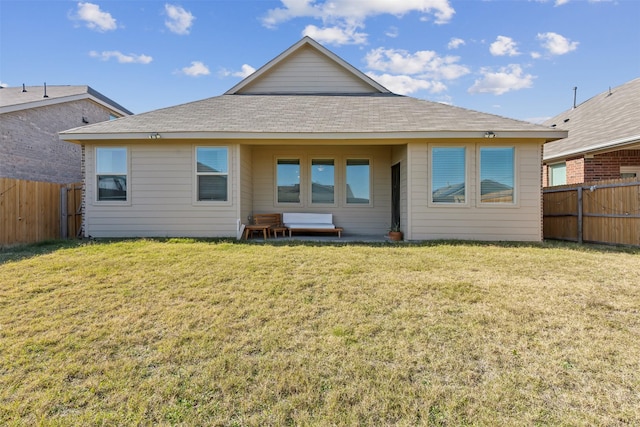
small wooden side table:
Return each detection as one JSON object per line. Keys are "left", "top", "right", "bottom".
{"left": 243, "top": 224, "right": 271, "bottom": 240}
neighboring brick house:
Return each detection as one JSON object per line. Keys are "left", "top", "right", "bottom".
{"left": 542, "top": 77, "right": 640, "bottom": 186}
{"left": 0, "top": 85, "right": 132, "bottom": 184}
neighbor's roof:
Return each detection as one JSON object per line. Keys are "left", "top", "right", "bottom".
{"left": 60, "top": 93, "right": 565, "bottom": 142}
{"left": 0, "top": 85, "right": 133, "bottom": 116}
{"left": 543, "top": 77, "right": 640, "bottom": 162}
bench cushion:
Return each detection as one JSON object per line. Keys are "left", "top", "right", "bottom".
{"left": 286, "top": 223, "right": 335, "bottom": 229}
{"left": 283, "top": 213, "right": 333, "bottom": 225}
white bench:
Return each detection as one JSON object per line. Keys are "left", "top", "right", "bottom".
{"left": 282, "top": 213, "right": 343, "bottom": 238}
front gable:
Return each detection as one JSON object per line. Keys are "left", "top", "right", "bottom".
{"left": 226, "top": 36, "right": 389, "bottom": 95}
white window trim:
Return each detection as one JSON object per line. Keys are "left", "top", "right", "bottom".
{"left": 428, "top": 145, "right": 470, "bottom": 208}
{"left": 94, "top": 146, "right": 130, "bottom": 206}
{"left": 549, "top": 161, "right": 567, "bottom": 186}
{"left": 476, "top": 145, "right": 519, "bottom": 208}
{"left": 275, "top": 156, "right": 304, "bottom": 207}
{"left": 620, "top": 166, "right": 640, "bottom": 178}
{"left": 344, "top": 157, "right": 373, "bottom": 207}
{"left": 193, "top": 145, "right": 231, "bottom": 206}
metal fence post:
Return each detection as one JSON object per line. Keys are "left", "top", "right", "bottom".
{"left": 577, "top": 187, "right": 583, "bottom": 244}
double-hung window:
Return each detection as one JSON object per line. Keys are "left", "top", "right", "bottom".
{"left": 96, "top": 147, "right": 127, "bottom": 202}
{"left": 479, "top": 147, "right": 515, "bottom": 204}
{"left": 196, "top": 147, "right": 228, "bottom": 202}
{"left": 431, "top": 147, "right": 466, "bottom": 204}
{"left": 277, "top": 159, "right": 301, "bottom": 204}
{"left": 311, "top": 159, "right": 335, "bottom": 204}
{"left": 345, "top": 159, "right": 370, "bottom": 205}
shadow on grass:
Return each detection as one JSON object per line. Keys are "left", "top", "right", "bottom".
{"left": 2, "top": 237, "right": 637, "bottom": 265}
{"left": 0, "top": 239, "right": 85, "bottom": 265}
{"left": 237, "top": 236, "right": 640, "bottom": 254}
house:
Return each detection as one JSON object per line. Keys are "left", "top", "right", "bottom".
{"left": 542, "top": 78, "right": 640, "bottom": 186}
{"left": 0, "top": 85, "right": 132, "bottom": 184}
{"left": 60, "top": 37, "right": 566, "bottom": 241}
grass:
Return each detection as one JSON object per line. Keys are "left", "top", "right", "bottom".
{"left": 1, "top": 238, "right": 639, "bottom": 426}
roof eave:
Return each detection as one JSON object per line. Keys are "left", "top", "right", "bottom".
{"left": 60, "top": 129, "right": 568, "bottom": 144}
{"left": 0, "top": 93, "right": 132, "bottom": 116}
{"left": 543, "top": 133, "right": 640, "bottom": 162}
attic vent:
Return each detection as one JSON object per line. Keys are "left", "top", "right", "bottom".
{"left": 551, "top": 124, "right": 556, "bottom": 128}
{"left": 563, "top": 118, "right": 570, "bottom": 123}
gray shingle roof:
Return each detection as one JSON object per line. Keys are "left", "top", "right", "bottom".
{"left": 61, "top": 93, "right": 558, "bottom": 137}
{"left": 0, "top": 85, "right": 133, "bottom": 115}
{"left": 543, "top": 77, "right": 640, "bottom": 161}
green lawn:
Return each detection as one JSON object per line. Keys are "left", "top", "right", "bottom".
{"left": 1, "top": 239, "right": 639, "bottom": 426}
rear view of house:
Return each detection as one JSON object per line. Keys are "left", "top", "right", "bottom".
{"left": 60, "top": 37, "right": 566, "bottom": 241}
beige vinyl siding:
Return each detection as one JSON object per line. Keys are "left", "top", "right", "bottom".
{"left": 84, "top": 142, "right": 238, "bottom": 238}
{"left": 237, "top": 46, "right": 377, "bottom": 94}
{"left": 408, "top": 140, "right": 543, "bottom": 241}
{"left": 250, "top": 144, "right": 391, "bottom": 236}
{"left": 239, "top": 144, "right": 253, "bottom": 230}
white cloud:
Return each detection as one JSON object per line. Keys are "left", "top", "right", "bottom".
{"left": 385, "top": 26, "right": 399, "bottom": 38}
{"left": 263, "top": 0, "right": 455, "bottom": 45}
{"left": 74, "top": 2, "right": 117, "bottom": 32}
{"left": 164, "top": 4, "right": 195, "bottom": 35}
{"left": 365, "top": 47, "right": 470, "bottom": 80}
{"left": 89, "top": 50, "right": 152, "bottom": 64}
{"left": 302, "top": 24, "right": 367, "bottom": 45}
{"left": 537, "top": 32, "right": 579, "bottom": 55}
{"left": 220, "top": 64, "right": 256, "bottom": 78}
{"left": 181, "top": 61, "right": 210, "bottom": 77}
{"left": 530, "top": 51, "right": 542, "bottom": 59}
{"left": 264, "top": 0, "right": 455, "bottom": 26}
{"left": 537, "top": 0, "right": 612, "bottom": 5}
{"left": 447, "top": 37, "right": 465, "bottom": 49}
{"left": 366, "top": 72, "right": 447, "bottom": 95}
{"left": 468, "top": 64, "right": 535, "bottom": 95}
{"left": 490, "top": 36, "right": 520, "bottom": 56}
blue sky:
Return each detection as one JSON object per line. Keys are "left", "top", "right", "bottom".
{"left": 1, "top": 0, "right": 638, "bottom": 122}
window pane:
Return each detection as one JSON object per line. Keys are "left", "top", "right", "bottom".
{"left": 432, "top": 147, "right": 466, "bottom": 203}
{"left": 96, "top": 148, "right": 126, "bottom": 174}
{"left": 198, "top": 175, "right": 228, "bottom": 201}
{"left": 311, "top": 159, "right": 334, "bottom": 203}
{"left": 97, "top": 175, "right": 127, "bottom": 201}
{"left": 550, "top": 163, "right": 566, "bottom": 186}
{"left": 197, "top": 147, "right": 228, "bottom": 173}
{"left": 346, "top": 159, "right": 370, "bottom": 204}
{"left": 277, "top": 159, "right": 300, "bottom": 203}
{"left": 480, "top": 147, "right": 514, "bottom": 203}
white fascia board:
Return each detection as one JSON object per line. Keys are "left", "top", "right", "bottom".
{"left": 60, "top": 130, "right": 568, "bottom": 143}
{"left": 543, "top": 134, "right": 640, "bottom": 162}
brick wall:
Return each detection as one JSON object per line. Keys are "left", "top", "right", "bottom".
{"left": 585, "top": 150, "right": 640, "bottom": 181}
{"left": 566, "top": 156, "right": 585, "bottom": 184}
{"left": 0, "top": 99, "right": 115, "bottom": 184}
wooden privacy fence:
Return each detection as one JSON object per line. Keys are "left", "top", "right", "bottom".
{"left": 543, "top": 178, "right": 640, "bottom": 246}
{"left": 0, "top": 178, "right": 82, "bottom": 247}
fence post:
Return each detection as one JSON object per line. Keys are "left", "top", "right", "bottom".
{"left": 577, "top": 187, "right": 583, "bottom": 244}
{"left": 60, "top": 186, "right": 68, "bottom": 239}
